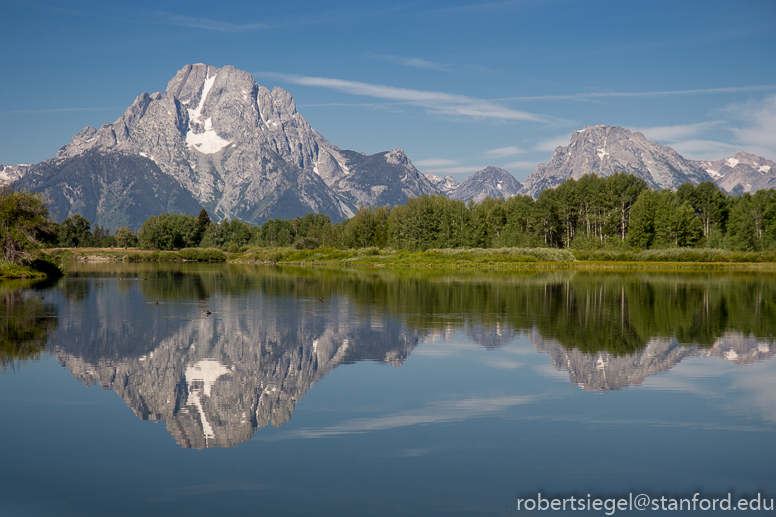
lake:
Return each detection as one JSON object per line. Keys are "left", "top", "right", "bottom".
{"left": 1, "top": 263, "right": 775, "bottom": 516}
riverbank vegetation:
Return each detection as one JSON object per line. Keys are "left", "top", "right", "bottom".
{"left": 8, "top": 174, "right": 776, "bottom": 269}
{"left": 0, "top": 187, "right": 63, "bottom": 278}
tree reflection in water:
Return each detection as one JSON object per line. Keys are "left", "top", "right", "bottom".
{"left": 10, "top": 264, "right": 776, "bottom": 446}
{"left": 0, "top": 280, "right": 58, "bottom": 371}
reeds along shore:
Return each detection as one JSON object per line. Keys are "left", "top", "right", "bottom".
{"left": 41, "top": 246, "right": 776, "bottom": 270}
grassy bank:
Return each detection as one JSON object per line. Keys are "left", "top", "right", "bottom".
{"left": 231, "top": 247, "right": 574, "bottom": 267}
{"left": 0, "top": 261, "right": 48, "bottom": 279}
{"left": 44, "top": 247, "right": 226, "bottom": 262}
{"left": 0, "top": 257, "right": 64, "bottom": 279}
{"left": 231, "top": 246, "right": 776, "bottom": 270}
{"left": 571, "top": 247, "right": 776, "bottom": 263}
{"left": 39, "top": 246, "right": 776, "bottom": 271}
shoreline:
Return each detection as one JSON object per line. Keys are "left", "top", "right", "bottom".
{"left": 28, "top": 247, "right": 776, "bottom": 273}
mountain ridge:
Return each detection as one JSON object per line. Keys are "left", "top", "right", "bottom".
{"left": 10, "top": 64, "right": 448, "bottom": 229}
{"left": 4, "top": 65, "right": 774, "bottom": 228}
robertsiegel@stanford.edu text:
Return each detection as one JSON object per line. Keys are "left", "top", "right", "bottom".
{"left": 516, "top": 492, "right": 773, "bottom": 514}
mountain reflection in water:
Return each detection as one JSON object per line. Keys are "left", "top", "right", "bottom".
{"left": 4, "top": 264, "right": 775, "bottom": 448}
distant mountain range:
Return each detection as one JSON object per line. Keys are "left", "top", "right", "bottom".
{"left": 426, "top": 166, "right": 523, "bottom": 202}
{"left": 519, "top": 125, "right": 776, "bottom": 198}
{"left": 1, "top": 64, "right": 773, "bottom": 229}
{"left": 700, "top": 151, "right": 776, "bottom": 195}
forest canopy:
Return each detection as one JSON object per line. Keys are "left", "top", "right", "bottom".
{"left": 29, "top": 174, "right": 776, "bottom": 254}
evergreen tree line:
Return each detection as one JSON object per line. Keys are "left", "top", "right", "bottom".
{"left": 33, "top": 173, "right": 776, "bottom": 252}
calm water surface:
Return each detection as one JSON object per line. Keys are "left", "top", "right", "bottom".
{"left": 1, "top": 263, "right": 775, "bottom": 516}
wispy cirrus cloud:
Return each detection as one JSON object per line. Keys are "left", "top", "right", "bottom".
{"left": 534, "top": 135, "right": 570, "bottom": 152}
{"left": 633, "top": 121, "right": 725, "bottom": 143}
{"left": 257, "top": 72, "right": 550, "bottom": 122}
{"left": 724, "top": 94, "right": 776, "bottom": 158}
{"left": 502, "top": 160, "right": 537, "bottom": 170}
{"left": 631, "top": 121, "right": 734, "bottom": 160}
{"left": 423, "top": 165, "right": 488, "bottom": 175}
{"left": 369, "top": 53, "right": 450, "bottom": 71}
{"left": 661, "top": 140, "right": 740, "bottom": 161}
{"left": 156, "top": 12, "right": 266, "bottom": 32}
{"left": 632, "top": 95, "right": 776, "bottom": 160}
{"left": 414, "top": 158, "right": 459, "bottom": 167}
{"left": 1, "top": 107, "right": 117, "bottom": 114}
{"left": 41, "top": 5, "right": 267, "bottom": 32}
{"left": 500, "top": 84, "right": 776, "bottom": 102}
{"left": 485, "top": 145, "right": 525, "bottom": 157}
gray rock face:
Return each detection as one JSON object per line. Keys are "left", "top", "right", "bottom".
{"left": 8, "top": 64, "right": 449, "bottom": 228}
{"left": 448, "top": 166, "right": 522, "bottom": 202}
{"left": 0, "top": 163, "right": 30, "bottom": 185}
{"left": 699, "top": 151, "right": 776, "bottom": 194}
{"left": 49, "top": 64, "right": 349, "bottom": 225}
{"left": 14, "top": 150, "right": 202, "bottom": 229}
{"left": 326, "top": 148, "right": 440, "bottom": 209}
{"left": 521, "top": 125, "right": 713, "bottom": 198}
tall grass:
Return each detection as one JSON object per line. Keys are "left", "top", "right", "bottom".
{"left": 125, "top": 248, "right": 225, "bottom": 262}
{"left": 230, "top": 246, "right": 575, "bottom": 268}
{"left": 572, "top": 248, "right": 776, "bottom": 263}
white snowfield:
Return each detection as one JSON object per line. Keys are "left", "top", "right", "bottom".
{"left": 185, "top": 72, "right": 232, "bottom": 154}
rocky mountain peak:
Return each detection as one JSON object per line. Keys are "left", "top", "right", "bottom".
{"left": 450, "top": 166, "right": 522, "bottom": 202}
{"left": 385, "top": 148, "right": 412, "bottom": 167}
{"left": 701, "top": 151, "right": 776, "bottom": 194}
{"left": 425, "top": 173, "right": 461, "bottom": 196}
{"left": 12, "top": 63, "right": 467, "bottom": 228}
{"left": 520, "top": 125, "right": 712, "bottom": 198}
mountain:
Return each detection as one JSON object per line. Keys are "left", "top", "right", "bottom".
{"left": 425, "top": 173, "right": 460, "bottom": 196}
{"left": 12, "top": 150, "right": 203, "bottom": 229}
{"left": 325, "top": 148, "right": 439, "bottom": 208}
{"left": 448, "top": 166, "right": 522, "bottom": 202}
{"left": 520, "top": 125, "right": 713, "bottom": 198}
{"left": 424, "top": 166, "right": 523, "bottom": 202}
{"left": 10, "top": 64, "right": 441, "bottom": 229}
{"left": 700, "top": 151, "right": 776, "bottom": 194}
{"left": 0, "top": 163, "right": 29, "bottom": 186}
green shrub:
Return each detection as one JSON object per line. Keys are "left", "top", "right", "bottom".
{"left": 178, "top": 248, "right": 226, "bottom": 261}
{"left": 29, "top": 256, "right": 65, "bottom": 277}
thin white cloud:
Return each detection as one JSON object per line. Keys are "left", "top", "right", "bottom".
{"left": 485, "top": 145, "right": 525, "bottom": 157}
{"left": 503, "top": 160, "right": 537, "bottom": 170}
{"left": 258, "top": 72, "right": 550, "bottom": 122}
{"left": 423, "top": 165, "right": 489, "bottom": 174}
{"left": 501, "top": 84, "right": 776, "bottom": 102}
{"left": 631, "top": 94, "right": 776, "bottom": 161}
{"left": 534, "top": 135, "right": 570, "bottom": 152}
{"left": 724, "top": 94, "right": 776, "bottom": 158}
{"left": 667, "top": 139, "right": 741, "bottom": 161}
{"left": 43, "top": 6, "right": 267, "bottom": 33}
{"left": 370, "top": 54, "right": 449, "bottom": 71}
{"left": 415, "top": 158, "right": 459, "bottom": 167}
{"left": 633, "top": 121, "right": 724, "bottom": 143}
{"left": 1, "top": 107, "right": 117, "bottom": 114}
{"left": 157, "top": 12, "right": 266, "bottom": 32}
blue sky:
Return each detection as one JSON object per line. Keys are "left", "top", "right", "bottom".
{"left": 1, "top": 0, "right": 774, "bottom": 181}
